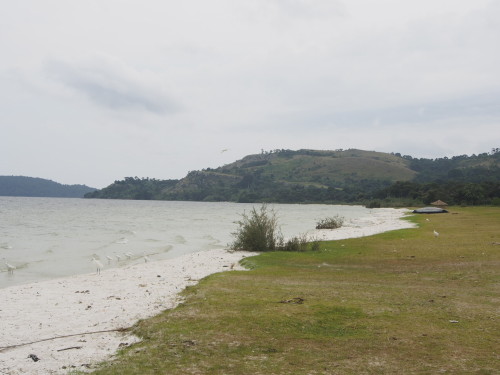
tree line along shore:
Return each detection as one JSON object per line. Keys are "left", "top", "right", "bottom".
{"left": 2, "top": 148, "right": 499, "bottom": 205}
{"left": 85, "top": 149, "right": 500, "bottom": 206}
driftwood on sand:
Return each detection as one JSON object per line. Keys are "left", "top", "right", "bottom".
{"left": 0, "top": 327, "right": 129, "bottom": 353}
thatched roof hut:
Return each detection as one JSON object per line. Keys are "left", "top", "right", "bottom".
{"left": 431, "top": 200, "right": 448, "bottom": 206}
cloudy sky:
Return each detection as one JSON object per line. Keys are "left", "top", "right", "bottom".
{"left": 1, "top": 0, "right": 499, "bottom": 188}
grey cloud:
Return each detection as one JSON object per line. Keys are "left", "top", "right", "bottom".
{"left": 272, "top": 91, "right": 500, "bottom": 132}
{"left": 272, "top": 0, "right": 345, "bottom": 18}
{"left": 241, "top": 0, "right": 345, "bottom": 23}
{"left": 44, "top": 59, "right": 179, "bottom": 115}
{"left": 332, "top": 92, "right": 500, "bottom": 127}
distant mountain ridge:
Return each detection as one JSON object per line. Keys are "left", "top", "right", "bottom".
{"left": 214, "top": 149, "right": 417, "bottom": 186}
{"left": 0, "top": 176, "right": 96, "bottom": 198}
{"left": 85, "top": 148, "right": 500, "bottom": 205}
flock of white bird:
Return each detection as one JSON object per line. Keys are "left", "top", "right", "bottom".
{"left": 3, "top": 251, "right": 153, "bottom": 276}
{"left": 90, "top": 252, "right": 151, "bottom": 275}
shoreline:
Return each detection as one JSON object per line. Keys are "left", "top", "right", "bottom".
{"left": 0, "top": 250, "right": 254, "bottom": 375}
{"left": 306, "top": 207, "right": 416, "bottom": 241}
{"left": 0, "top": 208, "right": 414, "bottom": 374}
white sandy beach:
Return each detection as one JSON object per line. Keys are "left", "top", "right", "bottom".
{"left": 0, "top": 208, "right": 415, "bottom": 375}
{"left": 306, "top": 207, "right": 416, "bottom": 241}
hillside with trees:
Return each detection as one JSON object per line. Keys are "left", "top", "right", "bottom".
{"left": 0, "top": 176, "right": 96, "bottom": 198}
{"left": 85, "top": 177, "right": 178, "bottom": 200}
{"left": 85, "top": 148, "right": 500, "bottom": 206}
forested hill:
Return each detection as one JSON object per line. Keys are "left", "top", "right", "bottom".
{"left": 0, "top": 176, "right": 96, "bottom": 198}
{"left": 85, "top": 148, "right": 500, "bottom": 205}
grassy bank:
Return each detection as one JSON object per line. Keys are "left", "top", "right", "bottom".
{"left": 90, "top": 207, "right": 499, "bottom": 374}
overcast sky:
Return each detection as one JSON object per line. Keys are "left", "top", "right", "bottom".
{"left": 1, "top": 0, "right": 499, "bottom": 188}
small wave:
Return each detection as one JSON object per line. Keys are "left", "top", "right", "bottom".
{"left": 36, "top": 232, "right": 60, "bottom": 237}
{"left": 162, "top": 245, "right": 173, "bottom": 252}
{"left": 201, "top": 234, "right": 222, "bottom": 245}
{"left": 174, "top": 235, "right": 186, "bottom": 244}
{"left": 118, "top": 229, "right": 136, "bottom": 235}
{"left": 0, "top": 243, "right": 13, "bottom": 250}
{"left": 115, "top": 238, "right": 129, "bottom": 244}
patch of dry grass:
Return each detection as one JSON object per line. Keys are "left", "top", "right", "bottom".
{"left": 90, "top": 207, "right": 500, "bottom": 374}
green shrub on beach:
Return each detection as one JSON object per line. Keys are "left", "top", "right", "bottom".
{"left": 230, "top": 205, "right": 283, "bottom": 251}
{"left": 230, "top": 205, "right": 320, "bottom": 252}
{"left": 281, "top": 233, "right": 319, "bottom": 252}
{"left": 315, "top": 215, "right": 345, "bottom": 229}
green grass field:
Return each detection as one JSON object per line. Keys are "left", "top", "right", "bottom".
{"left": 89, "top": 207, "right": 499, "bottom": 374}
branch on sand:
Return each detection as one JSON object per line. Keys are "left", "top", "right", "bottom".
{"left": 0, "top": 327, "right": 130, "bottom": 352}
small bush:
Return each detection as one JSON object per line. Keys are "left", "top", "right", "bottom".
{"left": 310, "top": 240, "right": 321, "bottom": 251}
{"left": 315, "top": 215, "right": 344, "bottom": 230}
{"left": 281, "top": 236, "right": 304, "bottom": 252}
{"left": 281, "top": 234, "right": 309, "bottom": 252}
{"left": 230, "top": 205, "right": 321, "bottom": 252}
{"left": 282, "top": 234, "right": 321, "bottom": 252}
{"left": 230, "top": 204, "right": 283, "bottom": 251}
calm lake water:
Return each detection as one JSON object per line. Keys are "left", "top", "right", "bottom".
{"left": 0, "top": 197, "right": 376, "bottom": 289}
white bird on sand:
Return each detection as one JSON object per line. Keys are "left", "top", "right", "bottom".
{"left": 125, "top": 252, "right": 133, "bottom": 259}
{"left": 433, "top": 230, "right": 439, "bottom": 237}
{"left": 92, "top": 257, "right": 104, "bottom": 275}
{"left": 3, "top": 258, "right": 16, "bottom": 274}
{"left": 114, "top": 252, "right": 122, "bottom": 261}
{"left": 106, "top": 255, "right": 113, "bottom": 264}
{"left": 143, "top": 253, "right": 150, "bottom": 263}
